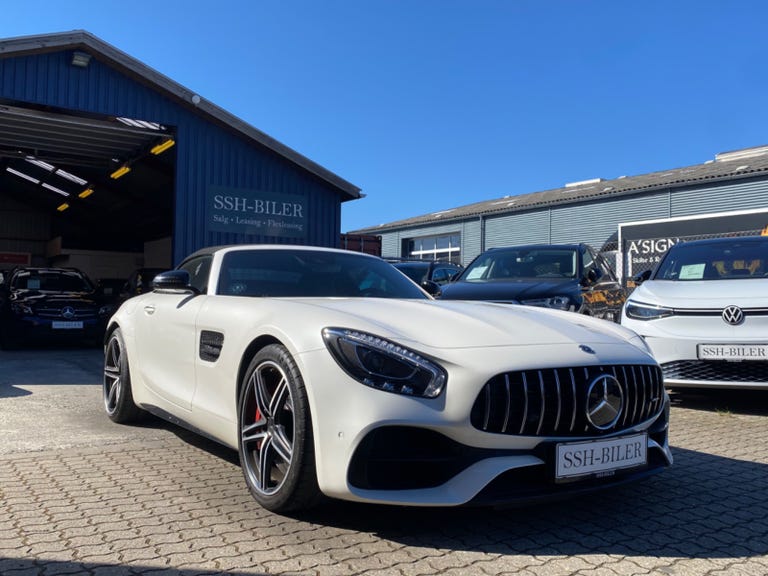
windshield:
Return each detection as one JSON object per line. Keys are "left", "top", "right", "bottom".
{"left": 462, "top": 248, "right": 578, "bottom": 281}
{"left": 217, "top": 249, "right": 430, "bottom": 299}
{"left": 654, "top": 238, "right": 768, "bottom": 281}
{"left": 11, "top": 270, "right": 93, "bottom": 292}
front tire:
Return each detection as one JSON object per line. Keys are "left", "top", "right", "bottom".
{"left": 103, "top": 328, "right": 143, "bottom": 423}
{"left": 238, "top": 344, "right": 321, "bottom": 512}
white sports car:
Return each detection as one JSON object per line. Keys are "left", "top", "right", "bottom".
{"left": 622, "top": 235, "right": 768, "bottom": 389}
{"left": 104, "top": 245, "right": 672, "bottom": 512}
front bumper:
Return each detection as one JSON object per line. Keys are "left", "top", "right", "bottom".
{"left": 300, "top": 346, "right": 672, "bottom": 507}
{"left": 644, "top": 335, "right": 768, "bottom": 389}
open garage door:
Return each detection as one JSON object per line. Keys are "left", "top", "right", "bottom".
{"left": 0, "top": 102, "right": 176, "bottom": 270}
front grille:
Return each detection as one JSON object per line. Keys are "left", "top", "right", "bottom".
{"left": 663, "top": 360, "right": 768, "bottom": 383}
{"left": 36, "top": 305, "right": 97, "bottom": 319}
{"left": 471, "top": 364, "right": 664, "bottom": 437}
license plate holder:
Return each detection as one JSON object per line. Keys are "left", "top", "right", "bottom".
{"left": 555, "top": 433, "right": 647, "bottom": 481}
{"left": 697, "top": 344, "right": 768, "bottom": 361}
{"left": 52, "top": 321, "right": 84, "bottom": 330}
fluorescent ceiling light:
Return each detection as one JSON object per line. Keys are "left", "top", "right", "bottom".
{"left": 6, "top": 167, "right": 40, "bottom": 184}
{"left": 25, "top": 158, "right": 55, "bottom": 171}
{"left": 78, "top": 188, "right": 94, "bottom": 199}
{"left": 110, "top": 165, "right": 131, "bottom": 179}
{"left": 150, "top": 138, "right": 175, "bottom": 155}
{"left": 42, "top": 183, "right": 70, "bottom": 197}
{"left": 116, "top": 117, "right": 162, "bottom": 130}
{"left": 57, "top": 203, "right": 70, "bottom": 212}
{"left": 55, "top": 169, "right": 87, "bottom": 185}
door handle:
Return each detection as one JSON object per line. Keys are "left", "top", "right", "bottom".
{"left": 144, "top": 305, "right": 156, "bottom": 315}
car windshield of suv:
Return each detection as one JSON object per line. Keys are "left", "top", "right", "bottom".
{"left": 12, "top": 270, "right": 93, "bottom": 292}
{"left": 463, "top": 248, "right": 578, "bottom": 281}
{"left": 654, "top": 238, "right": 768, "bottom": 281}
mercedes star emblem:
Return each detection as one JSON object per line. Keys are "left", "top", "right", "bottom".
{"left": 61, "top": 306, "right": 76, "bottom": 319}
{"left": 586, "top": 374, "right": 624, "bottom": 430}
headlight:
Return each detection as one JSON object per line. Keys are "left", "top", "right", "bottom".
{"left": 624, "top": 301, "right": 674, "bottom": 321}
{"left": 520, "top": 295, "right": 572, "bottom": 311}
{"left": 10, "top": 302, "right": 33, "bottom": 315}
{"left": 322, "top": 327, "right": 447, "bottom": 398}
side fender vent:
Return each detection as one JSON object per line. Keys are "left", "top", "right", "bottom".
{"left": 200, "top": 330, "right": 224, "bottom": 362}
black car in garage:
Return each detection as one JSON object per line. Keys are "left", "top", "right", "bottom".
{"left": 439, "top": 243, "right": 626, "bottom": 322}
{"left": 0, "top": 267, "right": 113, "bottom": 347}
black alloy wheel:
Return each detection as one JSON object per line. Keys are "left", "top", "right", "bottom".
{"left": 238, "top": 344, "right": 320, "bottom": 512}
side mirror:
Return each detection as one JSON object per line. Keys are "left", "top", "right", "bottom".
{"left": 632, "top": 270, "right": 652, "bottom": 285}
{"left": 421, "top": 280, "right": 441, "bottom": 297}
{"left": 580, "top": 267, "right": 603, "bottom": 287}
{"left": 152, "top": 270, "right": 199, "bottom": 294}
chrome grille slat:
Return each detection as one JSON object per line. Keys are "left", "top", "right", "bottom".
{"left": 520, "top": 372, "right": 529, "bottom": 435}
{"left": 471, "top": 364, "right": 664, "bottom": 437}
{"left": 568, "top": 368, "right": 577, "bottom": 432}
{"left": 535, "top": 371, "right": 545, "bottom": 436}
{"left": 501, "top": 374, "right": 511, "bottom": 433}
{"left": 553, "top": 369, "right": 562, "bottom": 432}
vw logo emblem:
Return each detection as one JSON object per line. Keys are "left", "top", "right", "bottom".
{"left": 61, "top": 306, "right": 76, "bottom": 319}
{"left": 586, "top": 374, "right": 624, "bottom": 430}
{"left": 722, "top": 305, "right": 744, "bottom": 326}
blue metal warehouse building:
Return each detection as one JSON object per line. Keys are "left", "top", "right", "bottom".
{"left": 350, "top": 145, "right": 768, "bottom": 282}
{"left": 0, "top": 31, "right": 360, "bottom": 278}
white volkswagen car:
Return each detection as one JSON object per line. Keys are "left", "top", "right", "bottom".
{"left": 104, "top": 245, "right": 671, "bottom": 512}
{"left": 622, "top": 235, "right": 768, "bottom": 389}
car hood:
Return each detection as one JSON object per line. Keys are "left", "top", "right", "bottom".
{"left": 439, "top": 279, "right": 576, "bottom": 301}
{"left": 630, "top": 279, "right": 768, "bottom": 308}
{"left": 292, "top": 298, "right": 638, "bottom": 350}
{"left": 11, "top": 290, "right": 100, "bottom": 306}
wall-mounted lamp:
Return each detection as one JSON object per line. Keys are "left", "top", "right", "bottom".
{"left": 150, "top": 138, "right": 175, "bottom": 155}
{"left": 57, "top": 203, "right": 70, "bottom": 212}
{"left": 78, "top": 187, "right": 94, "bottom": 199}
{"left": 71, "top": 51, "right": 92, "bottom": 68}
{"left": 110, "top": 165, "right": 131, "bottom": 179}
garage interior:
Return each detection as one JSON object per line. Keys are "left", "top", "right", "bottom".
{"left": 0, "top": 100, "right": 176, "bottom": 279}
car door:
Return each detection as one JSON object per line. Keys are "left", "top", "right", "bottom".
{"left": 133, "top": 256, "right": 212, "bottom": 411}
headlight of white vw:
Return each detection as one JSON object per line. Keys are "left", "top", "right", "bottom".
{"left": 520, "top": 295, "right": 572, "bottom": 311}
{"left": 322, "top": 327, "right": 447, "bottom": 398}
{"left": 624, "top": 301, "right": 674, "bottom": 321}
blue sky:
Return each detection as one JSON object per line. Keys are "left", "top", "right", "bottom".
{"left": 2, "top": 1, "right": 767, "bottom": 232}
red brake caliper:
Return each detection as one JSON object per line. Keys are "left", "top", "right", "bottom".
{"left": 254, "top": 406, "right": 263, "bottom": 449}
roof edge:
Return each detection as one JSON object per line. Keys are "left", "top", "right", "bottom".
{"left": 0, "top": 30, "right": 361, "bottom": 200}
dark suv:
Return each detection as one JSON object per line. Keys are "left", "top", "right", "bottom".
{"left": 0, "top": 267, "right": 113, "bottom": 347}
{"left": 439, "top": 243, "right": 626, "bottom": 321}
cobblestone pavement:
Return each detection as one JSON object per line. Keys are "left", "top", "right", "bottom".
{"left": 1, "top": 349, "right": 767, "bottom": 575}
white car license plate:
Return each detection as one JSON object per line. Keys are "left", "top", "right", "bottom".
{"left": 698, "top": 344, "right": 768, "bottom": 361}
{"left": 556, "top": 433, "right": 647, "bottom": 480}
{"left": 52, "top": 321, "right": 84, "bottom": 329}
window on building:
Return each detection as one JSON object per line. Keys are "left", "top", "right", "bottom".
{"left": 404, "top": 233, "right": 461, "bottom": 264}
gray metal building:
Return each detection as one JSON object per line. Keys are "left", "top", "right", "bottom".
{"left": 351, "top": 145, "right": 768, "bottom": 280}
{"left": 0, "top": 31, "right": 360, "bottom": 279}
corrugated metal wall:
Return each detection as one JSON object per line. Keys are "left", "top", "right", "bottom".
{"left": 671, "top": 179, "right": 768, "bottom": 217}
{"left": 0, "top": 194, "right": 49, "bottom": 262}
{"left": 0, "top": 51, "right": 344, "bottom": 264}
{"left": 378, "top": 178, "right": 768, "bottom": 265}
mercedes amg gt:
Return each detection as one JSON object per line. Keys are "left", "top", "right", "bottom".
{"left": 103, "top": 245, "right": 672, "bottom": 512}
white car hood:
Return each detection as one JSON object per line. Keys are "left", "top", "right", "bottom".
{"left": 295, "top": 298, "right": 636, "bottom": 349}
{"left": 631, "top": 279, "right": 768, "bottom": 308}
